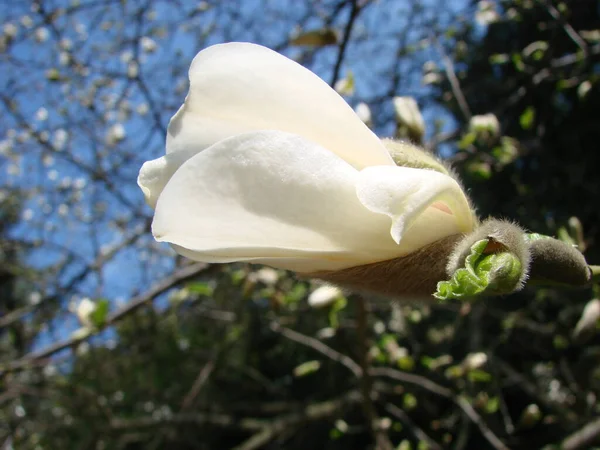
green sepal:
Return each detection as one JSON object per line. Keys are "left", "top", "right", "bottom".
{"left": 434, "top": 238, "right": 522, "bottom": 301}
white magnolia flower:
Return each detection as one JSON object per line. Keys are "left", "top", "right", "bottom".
{"left": 138, "top": 43, "right": 474, "bottom": 275}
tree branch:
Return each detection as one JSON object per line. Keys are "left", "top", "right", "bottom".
{"left": 0, "top": 262, "right": 217, "bottom": 375}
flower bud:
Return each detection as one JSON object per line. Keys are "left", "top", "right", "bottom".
{"left": 469, "top": 113, "right": 500, "bottom": 139}
{"left": 572, "top": 299, "right": 600, "bottom": 344}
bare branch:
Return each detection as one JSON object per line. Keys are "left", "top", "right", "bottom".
{"left": 269, "top": 322, "right": 363, "bottom": 378}
{"left": 0, "top": 262, "right": 217, "bottom": 375}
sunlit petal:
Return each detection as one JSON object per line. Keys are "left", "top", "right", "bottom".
{"left": 166, "top": 42, "right": 393, "bottom": 169}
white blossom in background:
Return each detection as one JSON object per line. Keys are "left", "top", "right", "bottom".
{"left": 106, "top": 123, "right": 126, "bottom": 145}
{"left": 35, "top": 107, "right": 48, "bottom": 121}
{"left": 34, "top": 27, "right": 49, "bottom": 42}
{"left": 463, "top": 352, "right": 488, "bottom": 370}
{"left": 59, "top": 52, "right": 70, "bottom": 66}
{"left": 22, "top": 209, "right": 34, "bottom": 221}
{"left": 29, "top": 291, "right": 41, "bottom": 305}
{"left": 475, "top": 0, "right": 500, "bottom": 26}
{"left": 393, "top": 96, "right": 425, "bottom": 139}
{"left": 120, "top": 50, "right": 134, "bottom": 63}
{"left": 308, "top": 285, "right": 343, "bottom": 308}
{"left": 53, "top": 129, "right": 68, "bottom": 150}
{"left": 138, "top": 43, "right": 474, "bottom": 274}
{"left": 59, "top": 38, "right": 73, "bottom": 50}
{"left": 74, "top": 298, "right": 96, "bottom": 328}
{"left": 127, "top": 61, "right": 139, "bottom": 78}
{"left": 136, "top": 103, "right": 149, "bottom": 116}
{"left": 141, "top": 36, "right": 157, "bottom": 52}
{"left": 20, "top": 15, "right": 33, "bottom": 28}
{"left": 248, "top": 267, "right": 279, "bottom": 285}
{"left": 7, "top": 164, "right": 21, "bottom": 176}
{"left": 43, "top": 155, "right": 54, "bottom": 167}
{"left": 469, "top": 113, "right": 500, "bottom": 137}
{"left": 74, "top": 177, "right": 87, "bottom": 190}
{"left": 422, "top": 61, "right": 442, "bottom": 85}
{"left": 0, "top": 139, "right": 11, "bottom": 155}
{"left": 354, "top": 102, "right": 372, "bottom": 127}
{"left": 74, "top": 22, "right": 87, "bottom": 39}
{"left": 3, "top": 23, "right": 18, "bottom": 38}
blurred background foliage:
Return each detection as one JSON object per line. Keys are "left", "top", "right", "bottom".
{"left": 1, "top": 0, "right": 599, "bottom": 449}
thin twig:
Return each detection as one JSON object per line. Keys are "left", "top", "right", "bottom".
{"left": 180, "top": 360, "right": 216, "bottom": 410}
{"left": 384, "top": 403, "right": 443, "bottom": 450}
{"left": 432, "top": 34, "right": 472, "bottom": 120}
{"left": 543, "top": 1, "right": 588, "bottom": 57}
{"left": 0, "top": 262, "right": 216, "bottom": 375}
{"left": 355, "top": 295, "right": 394, "bottom": 450}
{"left": 560, "top": 417, "right": 600, "bottom": 450}
{"left": 372, "top": 367, "right": 509, "bottom": 449}
{"left": 330, "top": 0, "right": 361, "bottom": 87}
{"left": 269, "top": 322, "right": 362, "bottom": 377}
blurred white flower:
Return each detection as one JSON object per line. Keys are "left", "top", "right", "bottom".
{"left": 53, "top": 129, "right": 68, "bottom": 150}
{"left": 354, "top": 102, "right": 372, "bottom": 127}
{"left": 120, "top": 50, "right": 133, "bottom": 63}
{"left": 308, "top": 285, "right": 343, "bottom": 308}
{"left": 463, "top": 352, "right": 488, "bottom": 370}
{"left": 476, "top": 0, "right": 499, "bottom": 26}
{"left": 43, "top": 154, "right": 54, "bottom": 167}
{"left": 20, "top": 15, "right": 33, "bottom": 28}
{"left": 127, "top": 61, "right": 139, "bottom": 78}
{"left": 3, "top": 23, "right": 18, "bottom": 38}
{"left": 469, "top": 113, "right": 500, "bottom": 137}
{"left": 422, "top": 72, "right": 443, "bottom": 85}
{"left": 34, "top": 27, "right": 49, "bottom": 42}
{"left": 29, "top": 291, "right": 42, "bottom": 305}
{"left": 138, "top": 43, "right": 474, "bottom": 274}
{"left": 74, "top": 177, "right": 87, "bottom": 190}
{"left": 22, "top": 209, "right": 34, "bottom": 221}
{"left": 106, "top": 123, "right": 126, "bottom": 145}
{"left": 59, "top": 38, "right": 73, "bottom": 50}
{"left": 141, "top": 36, "right": 157, "bottom": 52}
{"left": 248, "top": 267, "right": 279, "bottom": 285}
{"left": 136, "top": 103, "right": 149, "bottom": 115}
{"left": 75, "top": 298, "right": 96, "bottom": 328}
{"left": 35, "top": 107, "right": 48, "bottom": 121}
{"left": 393, "top": 96, "right": 426, "bottom": 141}
{"left": 59, "top": 51, "right": 70, "bottom": 66}
{"left": 0, "top": 139, "right": 11, "bottom": 155}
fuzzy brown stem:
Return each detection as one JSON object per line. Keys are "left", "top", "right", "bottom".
{"left": 307, "top": 234, "right": 463, "bottom": 300}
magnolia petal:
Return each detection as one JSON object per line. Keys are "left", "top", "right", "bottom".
{"left": 166, "top": 42, "right": 394, "bottom": 169}
{"left": 356, "top": 165, "right": 474, "bottom": 247}
{"left": 153, "top": 131, "right": 417, "bottom": 272}
{"left": 137, "top": 148, "right": 199, "bottom": 208}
